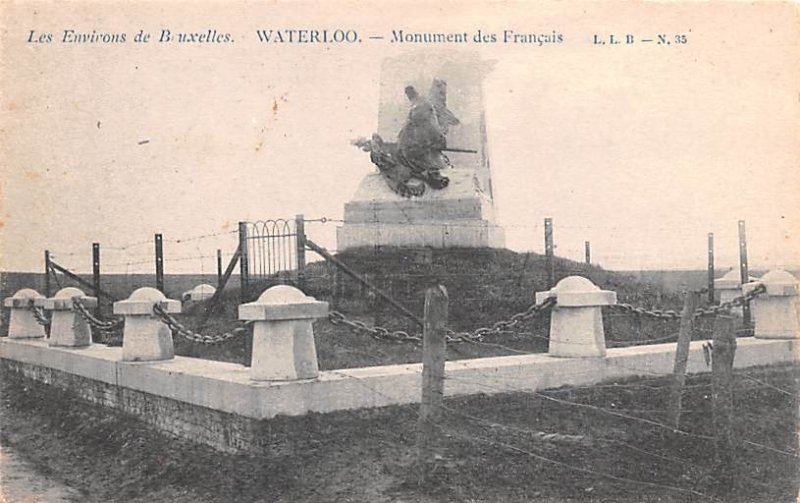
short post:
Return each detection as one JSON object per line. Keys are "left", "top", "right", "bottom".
{"left": 92, "top": 242, "right": 101, "bottom": 316}
{"left": 715, "top": 269, "right": 753, "bottom": 317}
{"left": 666, "top": 291, "right": 700, "bottom": 428}
{"left": 44, "top": 250, "right": 52, "bottom": 298}
{"left": 113, "top": 287, "right": 180, "bottom": 361}
{"left": 41, "top": 287, "right": 97, "bottom": 348}
{"left": 216, "top": 249, "right": 223, "bottom": 287}
{"left": 239, "top": 285, "right": 328, "bottom": 381}
{"left": 417, "top": 285, "right": 449, "bottom": 484}
{"left": 3, "top": 289, "right": 46, "bottom": 339}
{"left": 295, "top": 214, "right": 306, "bottom": 291}
{"left": 584, "top": 240, "right": 591, "bottom": 265}
{"left": 707, "top": 233, "right": 715, "bottom": 304}
{"left": 744, "top": 270, "right": 799, "bottom": 339}
{"left": 182, "top": 284, "right": 217, "bottom": 302}
{"left": 544, "top": 217, "right": 554, "bottom": 288}
{"left": 738, "top": 220, "right": 750, "bottom": 326}
{"left": 154, "top": 233, "right": 164, "bottom": 293}
{"left": 711, "top": 315, "right": 736, "bottom": 482}
{"left": 238, "top": 222, "right": 249, "bottom": 303}
{"left": 332, "top": 265, "right": 341, "bottom": 307}
{"left": 535, "top": 276, "right": 616, "bottom": 358}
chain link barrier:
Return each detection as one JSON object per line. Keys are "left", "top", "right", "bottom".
{"left": 152, "top": 303, "right": 253, "bottom": 345}
{"left": 71, "top": 298, "right": 124, "bottom": 344}
{"left": 609, "top": 284, "right": 766, "bottom": 320}
{"left": 72, "top": 298, "right": 123, "bottom": 330}
{"left": 27, "top": 303, "right": 51, "bottom": 326}
{"left": 328, "top": 296, "right": 557, "bottom": 344}
{"left": 328, "top": 310, "right": 422, "bottom": 343}
{"left": 445, "top": 296, "right": 557, "bottom": 343}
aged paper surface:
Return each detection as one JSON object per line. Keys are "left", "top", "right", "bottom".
{"left": 1, "top": 1, "right": 798, "bottom": 501}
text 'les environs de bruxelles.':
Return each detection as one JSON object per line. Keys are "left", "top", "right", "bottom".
{"left": 26, "top": 28, "right": 565, "bottom": 46}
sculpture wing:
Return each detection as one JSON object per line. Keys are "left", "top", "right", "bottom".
{"left": 428, "top": 79, "right": 460, "bottom": 131}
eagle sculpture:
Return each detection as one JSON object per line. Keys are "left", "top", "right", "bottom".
{"left": 353, "top": 79, "right": 463, "bottom": 197}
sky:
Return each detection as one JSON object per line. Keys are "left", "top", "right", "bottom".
{"left": 1, "top": 1, "right": 798, "bottom": 274}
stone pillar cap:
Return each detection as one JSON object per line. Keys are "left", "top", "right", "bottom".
{"left": 40, "top": 287, "right": 98, "bottom": 310}
{"left": 3, "top": 288, "right": 44, "bottom": 308}
{"left": 744, "top": 269, "right": 798, "bottom": 297}
{"left": 182, "top": 284, "right": 217, "bottom": 300}
{"left": 239, "top": 285, "right": 328, "bottom": 321}
{"left": 113, "top": 287, "right": 181, "bottom": 315}
{"left": 715, "top": 269, "right": 757, "bottom": 289}
{"left": 535, "top": 276, "right": 616, "bottom": 307}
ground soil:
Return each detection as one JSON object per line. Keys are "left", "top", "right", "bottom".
{"left": 2, "top": 363, "right": 798, "bottom": 502}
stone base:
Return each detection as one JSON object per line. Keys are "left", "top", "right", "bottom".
{"left": 338, "top": 220, "right": 505, "bottom": 249}
{"left": 548, "top": 306, "right": 608, "bottom": 358}
{"left": 337, "top": 170, "right": 505, "bottom": 250}
{"left": 752, "top": 297, "right": 800, "bottom": 340}
{"left": 122, "top": 317, "right": 175, "bottom": 362}
{"left": 8, "top": 310, "right": 46, "bottom": 339}
{"left": 49, "top": 311, "right": 91, "bottom": 348}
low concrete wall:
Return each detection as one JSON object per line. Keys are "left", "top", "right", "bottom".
{"left": 2, "top": 337, "right": 797, "bottom": 452}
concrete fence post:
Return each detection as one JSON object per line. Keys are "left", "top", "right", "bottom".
{"left": 3, "top": 289, "right": 46, "bottom": 339}
{"left": 40, "top": 287, "right": 97, "bottom": 347}
{"left": 239, "top": 285, "right": 328, "bottom": 381}
{"left": 114, "top": 287, "right": 180, "bottom": 362}
{"left": 535, "top": 276, "right": 616, "bottom": 358}
{"left": 181, "top": 284, "right": 217, "bottom": 302}
{"left": 743, "top": 269, "right": 799, "bottom": 339}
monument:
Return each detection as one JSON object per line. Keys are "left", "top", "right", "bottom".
{"left": 336, "top": 51, "right": 505, "bottom": 250}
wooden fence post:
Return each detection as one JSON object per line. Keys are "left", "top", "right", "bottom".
{"left": 216, "top": 249, "right": 223, "bottom": 287}
{"left": 738, "top": 220, "right": 751, "bottom": 327}
{"left": 44, "top": 250, "right": 51, "bottom": 297}
{"left": 666, "top": 291, "right": 700, "bottom": 428}
{"left": 295, "top": 214, "right": 306, "bottom": 291}
{"left": 154, "top": 233, "right": 164, "bottom": 293}
{"left": 544, "top": 217, "right": 554, "bottom": 288}
{"left": 417, "top": 285, "right": 449, "bottom": 484}
{"left": 238, "top": 222, "right": 249, "bottom": 304}
{"left": 92, "top": 243, "right": 101, "bottom": 316}
{"left": 707, "top": 233, "right": 715, "bottom": 305}
{"left": 712, "top": 315, "right": 736, "bottom": 486}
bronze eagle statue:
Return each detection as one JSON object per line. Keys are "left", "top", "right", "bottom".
{"left": 353, "top": 79, "right": 472, "bottom": 197}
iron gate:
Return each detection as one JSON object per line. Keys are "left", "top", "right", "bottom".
{"left": 238, "top": 216, "right": 306, "bottom": 300}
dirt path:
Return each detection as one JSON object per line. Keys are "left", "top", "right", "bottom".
{"left": 0, "top": 444, "right": 83, "bottom": 503}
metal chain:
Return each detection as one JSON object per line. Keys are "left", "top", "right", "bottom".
{"left": 71, "top": 298, "right": 124, "bottom": 344}
{"left": 72, "top": 298, "right": 123, "bottom": 330}
{"left": 328, "top": 310, "right": 422, "bottom": 343}
{"left": 692, "top": 284, "right": 766, "bottom": 317}
{"left": 152, "top": 303, "right": 252, "bottom": 345}
{"left": 446, "top": 296, "right": 557, "bottom": 343}
{"left": 328, "top": 296, "right": 557, "bottom": 344}
{"left": 27, "top": 304, "right": 51, "bottom": 326}
{"left": 610, "top": 284, "right": 766, "bottom": 320}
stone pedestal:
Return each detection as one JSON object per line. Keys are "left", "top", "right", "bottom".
{"left": 182, "top": 284, "right": 217, "bottom": 302}
{"left": 715, "top": 269, "right": 757, "bottom": 316}
{"left": 3, "top": 289, "right": 46, "bottom": 339}
{"left": 744, "top": 270, "right": 799, "bottom": 339}
{"left": 41, "top": 287, "right": 96, "bottom": 348}
{"left": 114, "top": 287, "right": 180, "bottom": 362}
{"left": 337, "top": 170, "right": 505, "bottom": 249}
{"left": 239, "top": 285, "right": 328, "bottom": 381}
{"left": 535, "top": 276, "right": 617, "bottom": 358}
{"left": 337, "top": 50, "right": 504, "bottom": 251}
